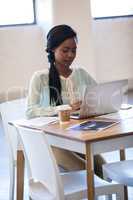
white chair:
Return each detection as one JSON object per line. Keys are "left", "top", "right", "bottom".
{"left": 15, "top": 126, "right": 125, "bottom": 200}
{"left": 103, "top": 159, "right": 133, "bottom": 199}
{"left": 0, "top": 98, "right": 26, "bottom": 200}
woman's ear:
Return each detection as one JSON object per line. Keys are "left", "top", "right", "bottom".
{"left": 52, "top": 49, "right": 55, "bottom": 53}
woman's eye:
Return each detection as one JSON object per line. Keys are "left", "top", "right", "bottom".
{"left": 72, "top": 49, "right": 76, "bottom": 53}
{"left": 63, "top": 50, "right": 68, "bottom": 53}
{"left": 62, "top": 49, "right": 76, "bottom": 54}
{"left": 62, "top": 49, "right": 69, "bottom": 53}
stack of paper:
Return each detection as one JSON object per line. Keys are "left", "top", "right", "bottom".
{"left": 12, "top": 117, "right": 58, "bottom": 129}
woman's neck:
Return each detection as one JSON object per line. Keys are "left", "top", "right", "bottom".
{"left": 55, "top": 64, "right": 72, "bottom": 78}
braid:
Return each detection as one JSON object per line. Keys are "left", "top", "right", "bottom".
{"left": 46, "top": 24, "right": 77, "bottom": 106}
{"left": 47, "top": 51, "right": 63, "bottom": 105}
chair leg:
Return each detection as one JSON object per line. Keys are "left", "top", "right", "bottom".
{"left": 9, "top": 161, "right": 15, "bottom": 200}
{"left": 116, "top": 186, "right": 125, "bottom": 200}
{"left": 124, "top": 186, "right": 128, "bottom": 200}
{"left": 119, "top": 149, "right": 128, "bottom": 200}
{"left": 114, "top": 177, "right": 128, "bottom": 200}
{"left": 103, "top": 167, "right": 127, "bottom": 200}
{"left": 106, "top": 187, "right": 127, "bottom": 200}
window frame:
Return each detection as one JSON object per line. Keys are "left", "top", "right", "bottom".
{"left": 93, "top": 15, "right": 133, "bottom": 20}
{"left": 0, "top": 0, "right": 36, "bottom": 27}
{"left": 91, "top": 0, "right": 133, "bottom": 20}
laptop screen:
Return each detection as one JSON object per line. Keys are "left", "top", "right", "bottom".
{"left": 73, "top": 79, "right": 128, "bottom": 119}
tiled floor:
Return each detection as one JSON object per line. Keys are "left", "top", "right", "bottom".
{"left": 0, "top": 91, "right": 133, "bottom": 200}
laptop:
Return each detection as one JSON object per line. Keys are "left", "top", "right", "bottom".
{"left": 71, "top": 79, "right": 128, "bottom": 119}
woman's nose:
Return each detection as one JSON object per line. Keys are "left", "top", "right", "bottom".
{"left": 68, "top": 51, "right": 75, "bottom": 58}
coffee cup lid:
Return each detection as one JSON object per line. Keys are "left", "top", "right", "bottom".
{"left": 57, "top": 104, "right": 72, "bottom": 111}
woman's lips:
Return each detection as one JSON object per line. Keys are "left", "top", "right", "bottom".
{"left": 64, "top": 60, "right": 73, "bottom": 65}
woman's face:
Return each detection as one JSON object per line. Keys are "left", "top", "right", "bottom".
{"left": 53, "top": 37, "right": 77, "bottom": 68}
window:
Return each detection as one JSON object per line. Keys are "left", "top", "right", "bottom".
{"left": 91, "top": 0, "right": 133, "bottom": 19}
{"left": 0, "top": 0, "right": 36, "bottom": 26}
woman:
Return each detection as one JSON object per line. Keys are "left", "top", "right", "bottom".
{"left": 26, "top": 24, "right": 106, "bottom": 177}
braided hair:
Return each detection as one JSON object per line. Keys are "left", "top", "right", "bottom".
{"left": 46, "top": 24, "right": 77, "bottom": 106}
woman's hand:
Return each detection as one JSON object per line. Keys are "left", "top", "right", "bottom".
{"left": 70, "top": 101, "right": 82, "bottom": 112}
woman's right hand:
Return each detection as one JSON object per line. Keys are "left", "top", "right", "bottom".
{"left": 70, "top": 101, "right": 82, "bottom": 112}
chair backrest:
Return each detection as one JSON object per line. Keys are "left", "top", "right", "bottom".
{"left": 0, "top": 98, "right": 26, "bottom": 161}
{"left": 16, "top": 126, "right": 65, "bottom": 200}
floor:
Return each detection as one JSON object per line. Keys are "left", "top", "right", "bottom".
{"left": 0, "top": 120, "right": 29, "bottom": 200}
{"left": 0, "top": 91, "right": 133, "bottom": 200}
{"left": 0, "top": 121, "right": 10, "bottom": 200}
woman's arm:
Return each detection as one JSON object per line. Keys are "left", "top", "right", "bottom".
{"left": 67, "top": 67, "right": 97, "bottom": 111}
{"left": 26, "top": 72, "right": 58, "bottom": 119}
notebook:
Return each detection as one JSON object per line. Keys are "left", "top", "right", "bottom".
{"left": 71, "top": 79, "right": 128, "bottom": 119}
{"left": 68, "top": 120, "right": 119, "bottom": 131}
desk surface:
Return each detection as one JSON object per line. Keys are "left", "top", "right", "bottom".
{"left": 42, "top": 118, "right": 133, "bottom": 142}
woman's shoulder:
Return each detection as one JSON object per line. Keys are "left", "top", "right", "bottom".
{"left": 71, "top": 66, "right": 97, "bottom": 85}
{"left": 33, "top": 68, "right": 49, "bottom": 77}
{"left": 72, "top": 66, "right": 88, "bottom": 76}
{"left": 31, "top": 69, "right": 49, "bottom": 81}
{"left": 30, "top": 69, "right": 49, "bottom": 87}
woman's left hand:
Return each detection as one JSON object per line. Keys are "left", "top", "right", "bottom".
{"left": 70, "top": 100, "right": 82, "bottom": 111}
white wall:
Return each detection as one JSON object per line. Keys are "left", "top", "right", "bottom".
{"left": 51, "top": 0, "right": 97, "bottom": 79}
{"left": 0, "top": 0, "right": 133, "bottom": 98}
{"left": 36, "top": 0, "right": 53, "bottom": 32}
{"left": 92, "top": 18, "right": 133, "bottom": 86}
{"left": 0, "top": 25, "right": 46, "bottom": 96}
{"left": 50, "top": 0, "right": 133, "bottom": 88}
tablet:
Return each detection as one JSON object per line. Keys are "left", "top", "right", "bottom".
{"left": 67, "top": 120, "right": 119, "bottom": 131}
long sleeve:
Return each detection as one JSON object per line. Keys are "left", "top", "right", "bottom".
{"left": 26, "top": 67, "right": 97, "bottom": 119}
{"left": 26, "top": 71, "right": 58, "bottom": 119}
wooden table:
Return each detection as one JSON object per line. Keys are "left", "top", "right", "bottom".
{"left": 10, "top": 116, "right": 133, "bottom": 200}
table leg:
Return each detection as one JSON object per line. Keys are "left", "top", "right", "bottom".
{"left": 17, "top": 150, "right": 25, "bottom": 200}
{"left": 120, "top": 149, "right": 126, "bottom": 161}
{"left": 86, "top": 143, "right": 95, "bottom": 200}
{"left": 120, "top": 149, "right": 128, "bottom": 200}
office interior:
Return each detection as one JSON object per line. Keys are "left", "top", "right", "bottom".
{"left": 0, "top": 0, "right": 133, "bottom": 199}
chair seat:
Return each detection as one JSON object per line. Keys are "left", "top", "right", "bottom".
{"left": 29, "top": 170, "right": 123, "bottom": 200}
{"left": 103, "top": 160, "right": 133, "bottom": 186}
{"left": 61, "top": 170, "right": 87, "bottom": 199}
{"left": 29, "top": 179, "right": 56, "bottom": 200}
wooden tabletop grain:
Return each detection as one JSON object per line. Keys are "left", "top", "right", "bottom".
{"left": 42, "top": 118, "right": 133, "bottom": 142}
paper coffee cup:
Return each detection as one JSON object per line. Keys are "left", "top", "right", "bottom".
{"left": 57, "top": 105, "right": 72, "bottom": 123}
